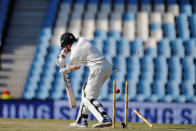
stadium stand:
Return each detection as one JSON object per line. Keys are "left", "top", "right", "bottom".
{"left": 0, "top": 0, "right": 195, "bottom": 103}
{"left": 0, "top": 0, "right": 10, "bottom": 47}
{"left": 0, "top": 0, "right": 48, "bottom": 98}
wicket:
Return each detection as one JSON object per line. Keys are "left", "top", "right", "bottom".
{"left": 112, "top": 80, "right": 116, "bottom": 128}
{"left": 112, "top": 80, "right": 128, "bottom": 128}
{"left": 133, "top": 109, "right": 153, "bottom": 127}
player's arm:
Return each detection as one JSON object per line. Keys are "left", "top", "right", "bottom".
{"left": 56, "top": 48, "right": 69, "bottom": 67}
{"left": 67, "top": 65, "right": 81, "bottom": 70}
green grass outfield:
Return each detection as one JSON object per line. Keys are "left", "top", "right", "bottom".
{"left": 0, "top": 118, "right": 196, "bottom": 131}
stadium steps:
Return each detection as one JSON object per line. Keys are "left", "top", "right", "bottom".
{"left": 0, "top": 0, "right": 48, "bottom": 98}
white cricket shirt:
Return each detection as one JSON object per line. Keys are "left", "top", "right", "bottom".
{"left": 69, "top": 37, "right": 105, "bottom": 69}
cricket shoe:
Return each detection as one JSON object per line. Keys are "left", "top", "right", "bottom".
{"left": 70, "top": 119, "right": 88, "bottom": 128}
{"left": 92, "top": 116, "right": 112, "bottom": 128}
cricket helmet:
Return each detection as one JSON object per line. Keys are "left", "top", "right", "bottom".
{"left": 60, "top": 32, "right": 76, "bottom": 48}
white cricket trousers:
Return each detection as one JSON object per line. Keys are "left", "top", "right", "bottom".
{"left": 76, "top": 60, "right": 112, "bottom": 122}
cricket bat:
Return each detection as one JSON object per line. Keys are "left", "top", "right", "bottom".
{"left": 62, "top": 72, "right": 76, "bottom": 108}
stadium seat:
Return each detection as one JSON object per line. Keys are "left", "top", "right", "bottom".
{"left": 181, "top": 81, "right": 194, "bottom": 101}
{"left": 92, "top": 37, "right": 104, "bottom": 53}
{"left": 96, "top": 12, "right": 109, "bottom": 32}
{"left": 157, "top": 39, "right": 171, "bottom": 57}
{"left": 136, "top": 80, "right": 151, "bottom": 102}
{"left": 184, "top": 39, "right": 196, "bottom": 57}
{"left": 73, "top": 0, "right": 86, "bottom": 13}
{"left": 126, "top": 80, "right": 137, "bottom": 101}
{"left": 122, "top": 12, "right": 135, "bottom": 41}
{"left": 149, "top": 12, "right": 163, "bottom": 41}
{"left": 140, "top": 0, "right": 151, "bottom": 13}
{"left": 103, "top": 38, "right": 117, "bottom": 57}
{"left": 182, "top": 56, "right": 195, "bottom": 84}
{"left": 87, "top": 0, "right": 99, "bottom": 13}
{"left": 144, "top": 38, "right": 157, "bottom": 57}
{"left": 170, "top": 39, "right": 185, "bottom": 57}
{"left": 67, "top": 12, "right": 82, "bottom": 37}
{"left": 131, "top": 38, "right": 144, "bottom": 57}
{"left": 151, "top": 80, "right": 166, "bottom": 101}
{"left": 154, "top": 56, "right": 168, "bottom": 84}
{"left": 179, "top": 0, "right": 192, "bottom": 16}
{"left": 168, "top": 56, "right": 182, "bottom": 84}
{"left": 113, "top": 0, "right": 125, "bottom": 13}
{"left": 166, "top": 80, "right": 180, "bottom": 102}
{"left": 117, "top": 38, "right": 131, "bottom": 57}
{"left": 136, "top": 12, "right": 149, "bottom": 41}
{"left": 127, "top": 55, "right": 140, "bottom": 83}
{"left": 190, "top": 14, "right": 196, "bottom": 38}
{"left": 99, "top": 0, "right": 112, "bottom": 15}
{"left": 176, "top": 14, "right": 190, "bottom": 40}
{"left": 163, "top": 13, "right": 176, "bottom": 40}
{"left": 81, "top": 12, "right": 96, "bottom": 40}
{"left": 99, "top": 78, "right": 110, "bottom": 100}
{"left": 153, "top": 0, "right": 165, "bottom": 13}
{"left": 127, "top": 0, "right": 138, "bottom": 13}
{"left": 167, "top": 0, "right": 179, "bottom": 16}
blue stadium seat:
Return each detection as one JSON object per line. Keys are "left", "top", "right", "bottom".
{"left": 140, "top": 56, "right": 154, "bottom": 83}
{"left": 190, "top": 14, "right": 196, "bottom": 38}
{"left": 167, "top": 81, "right": 180, "bottom": 101}
{"left": 126, "top": 80, "right": 137, "bottom": 101}
{"left": 166, "top": 80, "right": 186, "bottom": 103}
{"left": 94, "top": 30, "right": 107, "bottom": 40}
{"left": 88, "top": 0, "right": 98, "bottom": 4}
{"left": 182, "top": 56, "right": 195, "bottom": 84}
{"left": 127, "top": 55, "right": 140, "bottom": 82}
{"left": 176, "top": 14, "right": 190, "bottom": 40}
{"left": 51, "top": 89, "right": 64, "bottom": 100}
{"left": 153, "top": 0, "right": 164, "bottom": 13}
{"left": 99, "top": 79, "right": 110, "bottom": 100}
{"left": 108, "top": 31, "right": 121, "bottom": 40}
{"left": 136, "top": 80, "right": 151, "bottom": 102}
{"left": 170, "top": 39, "right": 184, "bottom": 57}
{"left": 131, "top": 38, "right": 144, "bottom": 57}
{"left": 36, "top": 89, "right": 49, "bottom": 100}
{"left": 123, "top": 12, "right": 135, "bottom": 21}
{"left": 184, "top": 39, "right": 196, "bottom": 57}
{"left": 182, "top": 81, "right": 194, "bottom": 101}
{"left": 117, "top": 38, "right": 130, "bottom": 57}
{"left": 151, "top": 80, "right": 166, "bottom": 101}
{"left": 168, "top": 56, "right": 182, "bottom": 84}
{"left": 140, "top": 0, "right": 151, "bottom": 12}
{"left": 163, "top": 24, "right": 176, "bottom": 40}
{"left": 157, "top": 39, "right": 171, "bottom": 57}
{"left": 154, "top": 56, "right": 168, "bottom": 84}
{"left": 141, "top": 55, "right": 154, "bottom": 72}
{"left": 62, "top": 0, "right": 72, "bottom": 3}
{"left": 92, "top": 37, "right": 104, "bottom": 53}
{"left": 23, "top": 90, "right": 36, "bottom": 100}
{"left": 127, "top": 0, "right": 138, "bottom": 12}
{"left": 103, "top": 38, "right": 117, "bottom": 57}
{"left": 144, "top": 47, "right": 157, "bottom": 58}
{"left": 179, "top": 0, "right": 192, "bottom": 16}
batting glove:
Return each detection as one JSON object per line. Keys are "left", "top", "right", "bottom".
{"left": 59, "top": 65, "right": 71, "bottom": 74}
{"left": 56, "top": 57, "right": 65, "bottom": 67}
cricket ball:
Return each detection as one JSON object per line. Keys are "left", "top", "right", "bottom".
{"left": 116, "top": 89, "right": 120, "bottom": 93}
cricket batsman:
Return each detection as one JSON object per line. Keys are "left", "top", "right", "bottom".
{"left": 56, "top": 32, "right": 113, "bottom": 128}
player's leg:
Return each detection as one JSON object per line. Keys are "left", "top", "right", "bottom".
{"left": 70, "top": 84, "right": 89, "bottom": 127}
{"left": 83, "top": 62, "right": 112, "bottom": 127}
